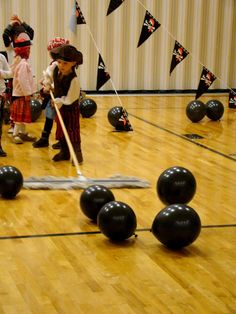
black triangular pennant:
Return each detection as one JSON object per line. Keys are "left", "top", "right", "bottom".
{"left": 107, "top": 0, "right": 125, "bottom": 16}
{"left": 137, "top": 10, "right": 161, "bottom": 48}
{"left": 170, "top": 40, "right": 189, "bottom": 75}
{"left": 76, "top": 1, "right": 86, "bottom": 24}
{"left": 115, "top": 107, "right": 133, "bottom": 131}
{"left": 195, "top": 67, "right": 217, "bottom": 99}
{"left": 96, "top": 54, "right": 111, "bottom": 90}
{"left": 229, "top": 89, "right": 236, "bottom": 108}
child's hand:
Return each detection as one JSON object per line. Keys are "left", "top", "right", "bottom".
{"left": 42, "top": 83, "right": 53, "bottom": 93}
{"left": 42, "top": 70, "right": 53, "bottom": 91}
{"left": 10, "top": 15, "right": 21, "bottom": 25}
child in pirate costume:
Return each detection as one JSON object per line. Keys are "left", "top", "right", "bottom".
{"left": 33, "top": 37, "right": 70, "bottom": 149}
{"left": 42, "top": 44, "right": 83, "bottom": 163}
{"left": 0, "top": 53, "right": 12, "bottom": 156}
{"left": 10, "top": 33, "right": 37, "bottom": 144}
{"left": 2, "top": 15, "right": 34, "bottom": 50}
{"left": 2, "top": 15, "right": 34, "bottom": 133}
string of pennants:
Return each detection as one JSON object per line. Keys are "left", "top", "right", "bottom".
{"left": 70, "top": 0, "right": 236, "bottom": 108}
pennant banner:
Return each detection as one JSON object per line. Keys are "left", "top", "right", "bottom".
{"left": 170, "top": 40, "right": 189, "bottom": 75}
{"left": 107, "top": 0, "right": 125, "bottom": 16}
{"left": 96, "top": 54, "right": 111, "bottom": 90}
{"left": 121, "top": 108, "right": 133, "bottom": 131}
{"left": 137, "top": 10, "right": 161, "bottom": 48}
{"left": 229, "top": 89, "right": 236, "bottom": 108}
{"left": 76, "top": 1, "right": 86, "bottom": 24}
{"left": 69, "top": 1, "right": 86, "bottom": 32}
{"left": 116, "top": 107, "right": 133, "bottom": 131}
{"left": 195, "top": 67, "right": 217, "bottom": 99}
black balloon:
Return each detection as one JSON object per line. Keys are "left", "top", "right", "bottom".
{"left": 107, "top": 106, "right": 130, "bottom": 130}
{"left": 157, "top": 166, "right": 196, "bottom": 205}
{"left": 108, "top": 106, "right": 123, "bottom": 127}
{"left": 186, "top": 100, "right": 206, "bottom": 122}
{"left": 0, "top": 165, "right": 23, "bottom": 199}
{"left": 151, "top": 204, "right": 201, "bottom": 249}
{"left": 98, "top": 201, "right": 137, "bottom": 241}
{"left": 80, "top": 98, "right": 97, "bottom": 118}
{"left": 80, "top": 185, "right": 115, "bottom": 221}
{"left": 31, "top": 99, "right": 42, "bottom": 122}
{"left": 205, "top": 99, "right": 224, "bottom": 121}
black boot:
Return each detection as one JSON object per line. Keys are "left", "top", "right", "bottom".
{"left": 73, "top": 142, "right": 83, "bottom": 164}
{"left": 52, "top": 140, "right": 70, "bottom": 161}
{"left": 33, "top": 131, "right": 49, "bottom": 148}
{"left": 0, "top": 145, "right": 7, "bottom": 157}
{"left": 52, "top": 141, "right": 61, "bottom": 149}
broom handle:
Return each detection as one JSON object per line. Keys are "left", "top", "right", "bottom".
{"left": 50, "top": 90, "right": 82, "bottom": 176}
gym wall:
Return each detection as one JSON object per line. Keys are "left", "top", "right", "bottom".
{"left": 0, "top": 0, "right": 235, "bottom": 92}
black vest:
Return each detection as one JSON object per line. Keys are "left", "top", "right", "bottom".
{"left": 53, "top": 66, "right": 77, "bottom": 100}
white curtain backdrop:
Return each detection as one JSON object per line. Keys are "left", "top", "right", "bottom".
{"left": 0, "top": 0, "right": 235, "bottom": 92}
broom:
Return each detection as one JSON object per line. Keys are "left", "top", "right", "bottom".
{"left": 23, "top": 91, "right": 150, "bottom": 190}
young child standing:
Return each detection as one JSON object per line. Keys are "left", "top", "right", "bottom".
{"left": 10, "top": 33, "right": 37, "bottom": 144}
{"left": 0, "top": 53, "right": 12, "bottom": 156}
{"left": 42, "top": 44, "right": 83, "bottom": 163}
{"left": 2, "top": 14, "right": 34, "bottom": 50}
{"left": 33, "top": 37, "right": 69, "bottom": 148}
{"left": 2, "top": 15, "right": 35, "bottom": 134}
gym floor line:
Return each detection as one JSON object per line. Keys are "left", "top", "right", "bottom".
{"left": 0, "top": 224, "right": 235, "bottom": 241}
{"left": 129, "top": 113, "right": 236, "bottom": 162}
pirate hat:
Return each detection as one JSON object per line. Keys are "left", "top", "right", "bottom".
{"left": 50, "top": 44, "right": 83, "bottom": 65}
{"left": 47, "top": 37, "right": 69, "bottom": 51}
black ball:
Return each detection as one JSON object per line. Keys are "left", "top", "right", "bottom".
{"left": 98, "top": 201, "right": 137, "bottom": 241}
{"left": 186, "top": 100, "right": 206, "bottom": 122}
{"left": 157, "top": 166, "right": 196, "bottom": 205}
{"left": 107, "top": 106, "right": 130, "bottom": 130}
{"left": 80, "top": 185, "right": 115, "bottom": 221}
{"left": 80, "top": 98, "right": 97, "bottom": 118}
{"left": 151, "top": 204, "right": 201, "bottom": 249}
{"left": 205, "top": 99, "right": 224, "bottom": 121}
{"left": 0, "top": 165, "right": 23, "bottom": 199}
{"left": 30, "top": 99, "right": 42, "bottom": 122}
{"left": 107, "top": 106, "right": 123, "bottom": 127}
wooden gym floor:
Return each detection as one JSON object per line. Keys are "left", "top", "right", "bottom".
{"left": 0, "top": 94, "right": 235, "bottom": 313}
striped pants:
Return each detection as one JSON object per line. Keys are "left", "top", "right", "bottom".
{"left": 55, "top": 102, "right": 81, "bottom": 144}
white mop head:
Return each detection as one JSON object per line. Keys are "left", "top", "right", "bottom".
{"left": 23, "top": 175, "right": 150, "bottom": 190}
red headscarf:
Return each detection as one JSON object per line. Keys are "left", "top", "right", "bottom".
{"left": 14, "top": 33, "right": 31, "bottom": 59}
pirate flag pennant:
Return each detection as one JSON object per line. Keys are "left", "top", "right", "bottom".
{"left": 229, "top": 89, "right": 236, "bottom": 108}
{"left": 137, "top": 10, "right": 161, "bottom": 48}
{"left": 76, "top": 1, "right": 86, "bottom": 24}
{"left": 69, "top": 1, "right": 86, "bottom": 32}
{"left": 195, "top": 67, "right": 217, "bottom": 99}
{"left": 107, "top": 0, "right": 125, "bottom": 16}
{"left": 115, "top": 107, "right": 133, "bottom": 131}
{"left": 96, "top": 54, "right": 111, "bottom": 90}
{"left": 170, "top": 40, "right": 189, "bottom": 75}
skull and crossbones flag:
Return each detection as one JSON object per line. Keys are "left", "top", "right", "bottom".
{"left": 137, "top": 10, "right": 161, "bottom": 48}
{"left": 170, "top": 41, "right": 189, "bottom": 75}
{"left": 195, "top": 67, "right": 217, "bottom": 99}
{"left": 107, "top": 0, "right": 125, "bottom": 16}
{"left": 229, "top": 89, "right": 236, "bottom": 108}
{"left": 96, "top": 54, "right": 111, "bottom": 90}
{"left": 75, "top": 1, "right": 86, "bottom": 24}
{"left": 116, "top": 107, "right": 133, "bottom": 131}
{"left": 69, "top": 1, "right": 86, "bottom": 32}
